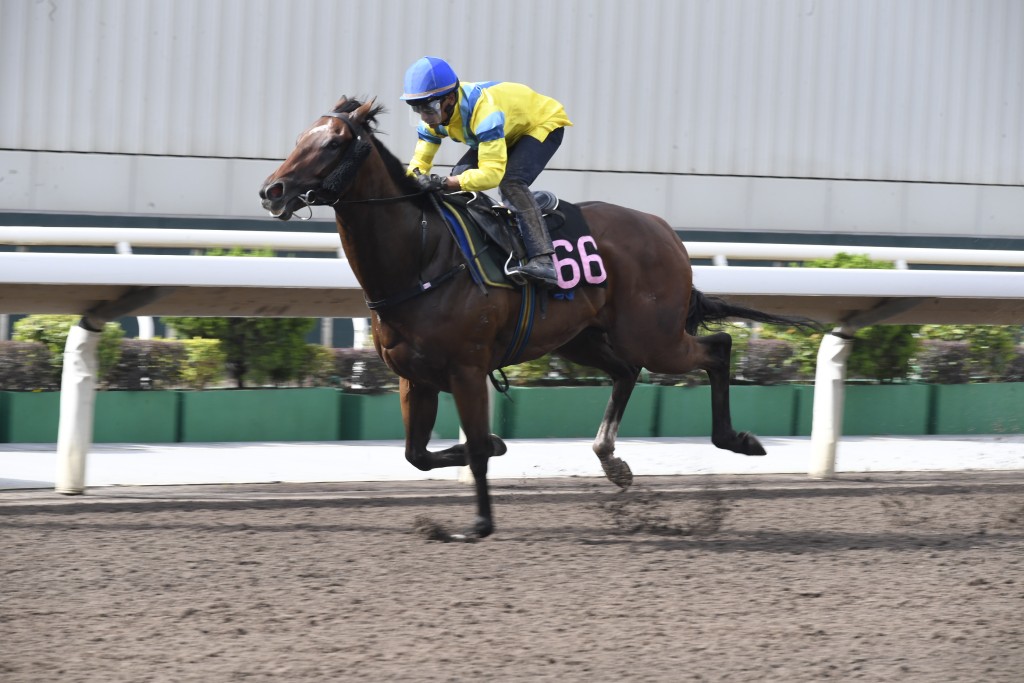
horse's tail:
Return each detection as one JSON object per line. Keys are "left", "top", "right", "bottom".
{"left": 686, "top": 288, "right": 819, "bottom": 335}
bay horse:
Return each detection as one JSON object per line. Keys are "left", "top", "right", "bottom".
{"left": 260, "top": 97, "right": 808, "bottom": 539}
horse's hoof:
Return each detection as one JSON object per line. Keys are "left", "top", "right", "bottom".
{"left": 490, "top": 434, "right": 508, "bottom": 457}
{"left": 739, "top": 432, "right": 767, "bottom": 456}
{"left": 601, "top": 456, "right": 634, "bottom": 489}
{"left": 471, "top": 515, "right": 494, "bottom": 539}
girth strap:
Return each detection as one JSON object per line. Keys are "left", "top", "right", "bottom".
{"left": 497, "top": 282, "right": 538, "bottom": 367}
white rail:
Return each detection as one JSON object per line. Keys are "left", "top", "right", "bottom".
{"left": 3, "top": 227, "right": 1023, "bottom": 491}
{"left": 3, "top": 227, "right": 1024, "bottom": 269}
{"left": 685, "top": 242, "right": 1024, "bottom": 269}
{"left": 0, "top": 252, "right": 357, "bottom": 289}
{"left": 0, "top": 226, "right": 342, "bottom": 254}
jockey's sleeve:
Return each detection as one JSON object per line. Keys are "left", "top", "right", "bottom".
{"left": 453, "top": 99, "right": 507, "bottom": 190}
{"left": 406, "top": 124, "right": 444, "bottom": 177}
{"left": 456, "top": 139, "right": 506, "bottom": 192}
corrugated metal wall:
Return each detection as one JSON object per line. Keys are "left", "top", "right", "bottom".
{"left": 2, "top": 0, "right": 1022, "bottom": 185}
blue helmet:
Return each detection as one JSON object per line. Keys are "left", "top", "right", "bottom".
{"left": 401, "top": 56, "right": 459, "bottom": 101}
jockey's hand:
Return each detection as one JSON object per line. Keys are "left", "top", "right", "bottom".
{"left": 414, "top": 173, "right": 447, "bottom": 193}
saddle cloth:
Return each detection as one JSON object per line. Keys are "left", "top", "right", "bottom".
{"left": 439, "top": 192, "right": 608, "bottom": 292}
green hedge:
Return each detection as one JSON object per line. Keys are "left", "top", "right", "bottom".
{"left": 3, "top": 324, "right": 1022, "bottom": 393}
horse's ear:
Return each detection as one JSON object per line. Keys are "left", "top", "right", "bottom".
{"left": 332, "top": 96, "right": 349, "bottom": 112}
{"left": 351, "top": 98, "right": 377, "bottom": 126}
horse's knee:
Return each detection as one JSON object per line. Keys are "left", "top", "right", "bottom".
{"left": 405, "top": 450, "right": 432, "bottom": 471}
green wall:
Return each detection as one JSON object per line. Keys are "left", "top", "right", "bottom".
{"left": 932, "top": 383, "right": 1024, "bottom": 435}
{"left": 179, "top": 388, "right": 341, "bottom": 442}
{"left": 95, "top": 391, "right": 179, "bottom": 443}
{"left": 494, "top": 384, "right": 659, "bottom": 439}
{"left": 794, "top": 384, "right": 934, "bottom": 436}
{"left": 655, "top": 386, "right": 714, "bottom": 437}
{"left": 1, "top": 383, "right": 1021, "bottom": 443}
{"left": 0, "top": 391, "right": 60, "bottom": 442}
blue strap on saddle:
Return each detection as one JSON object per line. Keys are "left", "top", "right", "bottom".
{"left": 439, "top": 204, "right": 487, "bottom": 290}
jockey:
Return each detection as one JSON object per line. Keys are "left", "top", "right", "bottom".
{"left": 401, "top": 56, "right": 572, "bottom": 287}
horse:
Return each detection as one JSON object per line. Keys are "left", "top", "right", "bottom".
{"left": 260, "top": 97, "right": 810, "bottom": 539}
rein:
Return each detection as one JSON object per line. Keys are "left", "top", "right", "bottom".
{"left": 302, "top": 110, "right": 468, "bottom": 311}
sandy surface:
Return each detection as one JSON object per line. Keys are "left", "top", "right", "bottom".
{"left": 2, "top": 472, "right": 1022, "bottom": 682}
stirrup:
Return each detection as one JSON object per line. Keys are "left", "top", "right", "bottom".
{"left": 507, "top": 256, "right": 559, "bottom": 287}
{"left": 504, "top": 253, "right": 529, "bottom": 286}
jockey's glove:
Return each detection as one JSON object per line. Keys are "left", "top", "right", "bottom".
{"left": 414, "top": 173, "right": 447, "bottom": 193}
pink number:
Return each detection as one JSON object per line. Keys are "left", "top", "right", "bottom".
{"left": 552, "top": 238, "right": 580, "bottom": 289}
{"left": 578, "top": 236, "right": 607, "bottom": 284}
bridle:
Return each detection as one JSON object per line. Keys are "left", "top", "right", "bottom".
{"left": 289, "top": 109, "right": 468, "bottom": 311}
{"left": 292, "top": 112, "right": 425, "bottom": 219}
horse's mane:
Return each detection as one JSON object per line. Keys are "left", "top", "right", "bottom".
{"left": 331, "top": 96, "right": 429, "bottom": 205}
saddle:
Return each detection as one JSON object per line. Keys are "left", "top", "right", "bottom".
{"left": 439, "top": 191, "right": 607, "bottom": 292}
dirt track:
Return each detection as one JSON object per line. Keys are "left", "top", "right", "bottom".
{"left": 2, "top": 472, "right": 1023, "bottom": 682}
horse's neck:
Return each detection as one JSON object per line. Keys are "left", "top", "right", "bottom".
{"left": 333, "top": 161, "right": 448, "bottom": 302}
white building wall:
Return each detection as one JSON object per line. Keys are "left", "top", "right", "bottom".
{"left": 1, "top": 0, "right": 1022, "bottom": 237}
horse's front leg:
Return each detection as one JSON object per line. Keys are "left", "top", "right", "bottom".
{"left": 401, "top": 378, "right": 506, "bottom": 471}
{"left": 449, "top": 370, "right": 496, "bottom": 538}
{"left": 400, "top": 378, "right": 444, "bottom": 470}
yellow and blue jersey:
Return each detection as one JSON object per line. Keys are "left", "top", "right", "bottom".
{"left": 407, "top": 81, "right": 572, "bottom": 192}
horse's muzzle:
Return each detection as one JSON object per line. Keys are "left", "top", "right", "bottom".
{"left": 260, "top": 180, "right": 284, "bottom": 201}
{"left": 259, "top": 181, "right": 294, "bottom": 219}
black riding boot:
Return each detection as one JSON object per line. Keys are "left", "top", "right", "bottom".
{"left": 501, "top": 181, "right": 559, "bottom": 286}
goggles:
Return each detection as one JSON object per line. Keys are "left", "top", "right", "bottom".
{"left": 409, "top": 98, "right": 444, "bottom": 116}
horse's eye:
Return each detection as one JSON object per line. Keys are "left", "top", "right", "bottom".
{"left": 325, "top": 138, "right": 343, "bottom": 150}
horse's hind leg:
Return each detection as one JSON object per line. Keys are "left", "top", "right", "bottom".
{"left": 557, "top": 329, "right": 639, "bottom": 489}
{"left": 697, "top": 332, "right": 766, "bottom": 456}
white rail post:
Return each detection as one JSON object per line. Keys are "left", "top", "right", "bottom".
{"left": 55, "top": 323, "right": 101, "bottom": 494}
{"left": 808, "top": 331, "right": 854, "bottom": 479}
{"left": 352, "top": 318, "right": 370, "bottom": 348}
{"left": 52, "top": 287, "right": 172, "bottom": 495}
{"left": 807, "top": 298, "right": 926, "bottom": 479}
{"left": 115, "top": 240, "right": 156, "bottom": 340}
{"left": 137, "top": 317, "right": 155, "bottom": 340}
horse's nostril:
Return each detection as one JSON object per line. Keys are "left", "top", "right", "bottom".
{"left": 266, "top": 182, "right": 284, "bottom": 201}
